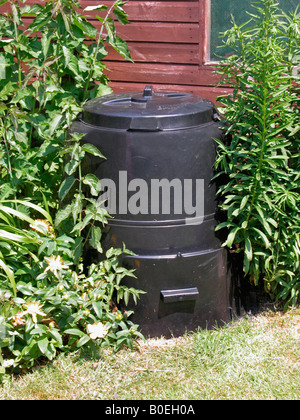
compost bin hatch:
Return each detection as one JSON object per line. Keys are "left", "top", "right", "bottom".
{"left": 81, "top": 86, "right": 216, "bottom": 131}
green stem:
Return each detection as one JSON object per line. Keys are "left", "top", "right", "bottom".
{"left": 78, "top": 164, "right": 82, "bottom": 223}
{"left": 82, "top": 222, "right": 94, "bottom": 251}
{"left": 245, "top": 25, "right": 270, "bottom": 226}
{"left": 82, "top": 4, "right": 115, "bottom": 102}
{"left": 1, "top": 122, "right": 17, "bottom": 200}
{"left": 2, "top": 128, "right": 12, "bottom": 181}
{"left": 12, "top": 10, "right": 22, "bottom": 87}
{"left": 245, "top": 94, "right": 267, "bottom": 226}
{"left": 1, "top": 119, "right": 19, "bottom": 227}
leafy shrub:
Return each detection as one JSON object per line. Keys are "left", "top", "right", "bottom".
{"left": 0, "top": 0, "right": 131, "bottom": 211}
{"left": 214, "top": 0, "right": 300, "bottom": 308}
{"left": 0, "top": 201, "right": 143, "bottom": 373}
{"left": 0, "top": 0, "right": 145, "bottom": 376}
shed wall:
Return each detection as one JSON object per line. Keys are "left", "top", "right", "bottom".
{"left": 88, "top": 0, "right": 230, "bottom": 103}
{"left": 0, "top": 0, "right": 231, "bottom": 103}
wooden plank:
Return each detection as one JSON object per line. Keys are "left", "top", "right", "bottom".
{"left": 5, "top": 21, "right": 199, "bottom": 47}
{"left": 0, "top": 1, "right": 199, "bottom": 23}
{"left": 105, "top": 42, "right": 200, "bottom": 64}
{"left": 104, "top": 62, "right": 219, "bottom": 86}
{"left": 81, "top": 1, "right": 199, "bottom": 23}
{"left": 105, "top": 62, "right": 200, "bottom": 85}
{"left": 17, "top": 17, "right": 199, "bottom": 45}
{"left": 94, "top": 21, "right": 199, "bottom": 43}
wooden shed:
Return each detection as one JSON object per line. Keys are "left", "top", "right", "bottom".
{"left": 82, "top": 0, "right": 231, "bottom": 103}
{"left": 2, "top": 1, "right": 295, "bottom": 103}
{"left": 0, "top": 0, "right": 233, "bottom": 103}
{"left": 93, "top": 0, "right": 296, "bottom": 102}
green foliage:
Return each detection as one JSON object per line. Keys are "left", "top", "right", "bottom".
{"left": 0, "top": 199, "right": 52, "bottom": 298}
{"left": 0, "top": 0, "right": 145, "bottom": 376}
{"left": 0, "top": 188, "right": 144, "bottom": 374}
{"left": 0, "top": 0, "right": 131, "bottom": 211}
{"left": 214, "top": 0, "right": 300, "bottom": 308}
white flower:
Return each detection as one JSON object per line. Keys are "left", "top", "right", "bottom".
{"left": 11, "top": 311, "right": 26, "bottom": 326}
{"left": 87, "top": 322, "right": 109, "bottom": 340}
{"left": 30, "top": 219, "right": 55, "bottom": 238}
{"left": 44, "top": 255, "right": 69, "bottom": 278}
{"left": 22, "top": 302, "right": 46, "bottom": 323}
{"left": 2, "top": 359, "right": 15, "bottom": 368}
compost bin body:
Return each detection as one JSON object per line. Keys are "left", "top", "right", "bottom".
{"left": 73, "top": 88, "right": 230, "bottom": 337}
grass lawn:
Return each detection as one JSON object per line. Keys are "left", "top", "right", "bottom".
{"left": 1, "top": 307, "right": 299, "bottom": 400}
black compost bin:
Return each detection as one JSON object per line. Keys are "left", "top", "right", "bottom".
{"left": 72, "top": 86, "right": 231, "bottom": 337}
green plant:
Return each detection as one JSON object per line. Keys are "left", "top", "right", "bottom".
{"left": 0, "top": 199, "right": 52, "bottom": 298}
{"left": 0, "top": 199, "right": 144, "bottom": 374}
{"left": 0, "top": 0, "right": 145, "bottom": 376}
{"left": 214, "top": 0, "right": 300, "bottom": 308}
{"left": 0, "top": 0, "right": 131, "bottom": 211}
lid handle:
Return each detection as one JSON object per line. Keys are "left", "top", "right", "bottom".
{"left": 212, "top": 107, "right": 220, "bottom": 121}
{"left": 143, "top": 85, "right": 153, "bottom": 100}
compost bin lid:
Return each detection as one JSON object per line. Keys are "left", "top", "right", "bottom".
{"left": 81, "top": 86, "right": 217, "bottom": 131}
